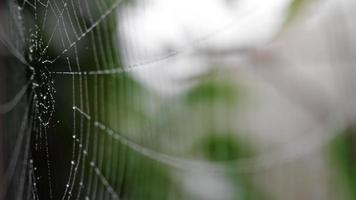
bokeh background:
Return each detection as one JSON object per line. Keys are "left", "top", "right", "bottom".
{"left": 0, "top": 0, "right": 356, "bottom": 199}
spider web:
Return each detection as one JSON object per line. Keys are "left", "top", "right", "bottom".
{"left": 0, "top": 0, "right": 340, "bottom": 199}
{"left": 0, "top": 0, "right": 155, "bottom": 199}
{"left": 0, "top": 0, "right": 222, "bottom": 198}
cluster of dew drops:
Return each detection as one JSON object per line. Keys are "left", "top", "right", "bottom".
{"left": 27, "top": 24, "right": 56, "bottom": 127}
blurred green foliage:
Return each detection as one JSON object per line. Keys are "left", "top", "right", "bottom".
{"left": 185, "top": 80, "right": 239, "bottom": 106}
{"left": 282, "top": 0, "right": 307, "bottom": 29}
{"left": 329, "top": 129, "right": 356, "bottom": 200}
{"left": 197, "top": 133, "right": 263, "bottom": 200}
{"left": 199, "top": 133, "right": 250, "bottom": 161}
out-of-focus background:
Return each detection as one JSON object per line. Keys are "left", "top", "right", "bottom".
{"left": 0, "top": 0, "right": 355, "bottom": 199}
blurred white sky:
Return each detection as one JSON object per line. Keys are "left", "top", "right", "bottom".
{"left": 118, "top": 0, "right": 293, "bottom": 95}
